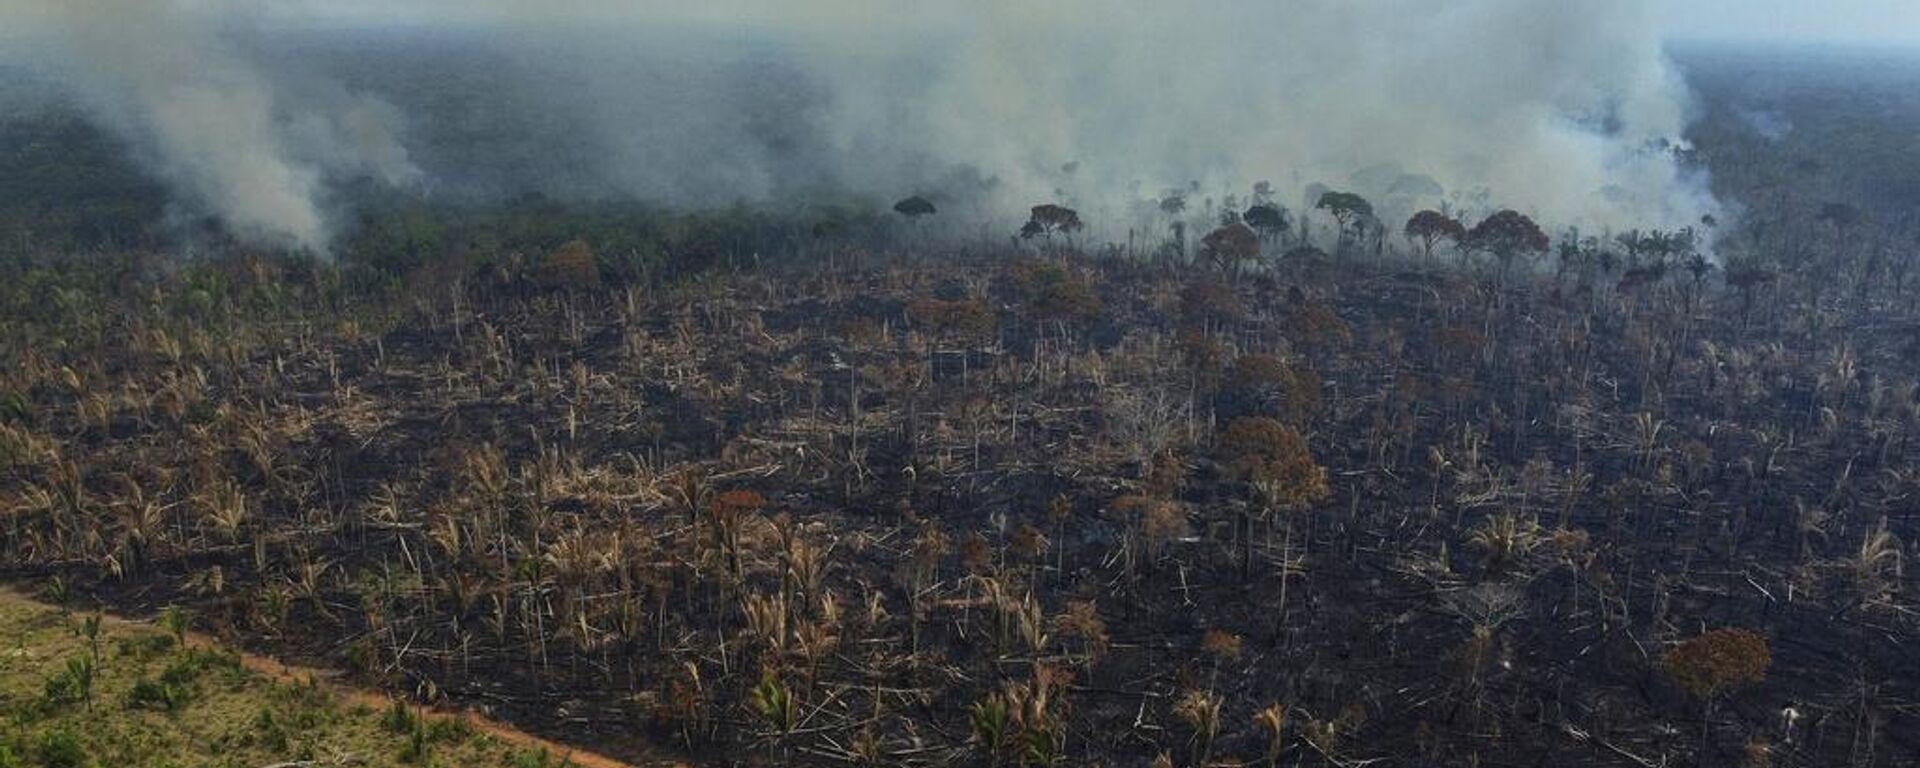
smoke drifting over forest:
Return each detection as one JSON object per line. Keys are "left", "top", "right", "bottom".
{"left": 2, "top": 0, "right": 420, "bottom": 252}
{"left": 1, "top": 0, "right": 1720, "bottom": 252}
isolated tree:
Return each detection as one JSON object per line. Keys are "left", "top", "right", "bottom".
{"left": 1683, "top": 252, "right": 1716, "bottom": 311}
{"left": 1220, "top": 416, "right": 1329, "bottom": 588}
{"left": 1243, "top": 203, "right": 1291, "bottom": 245}
{"left": 1466, "top": 210, "right": 1550, "bottom": 274}
{"left": 1200, "top": 221, "right": 1261, "bottom": 278}
{"left": 1021, "top": 204, "right": 1085, "bottom": 249}
{"left": 1404, "top": 210, "right": 1466, "bottom": 261}
{"left": 1666, "top": 627, "right": 1770, "bottom": 756}
{"left": 893, "top": 196, "right": 937, "bottom": 218}
{"left": 1220, "top": 419, "right": 1325, "bottom": 503}
{"left": 894, "top": 196, "right": 938, "bottom": 253}
{"left": 1315, "top": 191, "right": 1373, "bottom": 248}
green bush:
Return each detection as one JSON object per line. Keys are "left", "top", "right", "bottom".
{"left": 125, "top": 677, "right": 193, "bottom": 712}
{"left": 510, "top": 749, "right": 555, "bottom": 768}
{"left": 157, "top": 648, "right": 235, "bottom": 689}
{"left": 398, "top": 721, "right": 429, "bottom": 764}
{"left": 114, "top": 634, "right": 175, "bottom": 661}
{"left": 252, "top": 707, "right": 289, "bottom": 753}
{"left": 34, "top": 729, "right": 86, "bottom": 768}
{"left": 380, "top": 699, "right": 415, "bottom": 734}
{"left": 40, "top": 657, "right": 93, "bottom": 709}
{"left": 425, "top": 716, "right": 472, "bottom": 744}
{"left": 0, "top": 392, "right": 34, "bottom": 426}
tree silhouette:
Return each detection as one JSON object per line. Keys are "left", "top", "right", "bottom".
{"left": 1243, "top": 203, "right": 1290, "bottom": 246}
{"left": 1200, "top": 222, "right": 1261, "bottom": 278}
{"left": 1021, "top": 204, "right": 1084, "bottom": 249}
{"left": 1466, "top": 210, "right": 1549, "bottom": 274}
{"left": 1724, "top": 260, "right": 1776, "bottom": 329}
{"left": 1404, "top": 210, "right": 1466, "bottom": 261}
{"left": 894, "top": 196, "right": 938, "bottom": 253}
{"left": 893, "top": 196, "right": 937, "bottom": 218}
{"left": 1315, "top": 191, "right": 1373, "bottom": 249}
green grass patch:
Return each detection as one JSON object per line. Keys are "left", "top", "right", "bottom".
{"left": 0, "top": 592, "right": 578, "bottom": 767}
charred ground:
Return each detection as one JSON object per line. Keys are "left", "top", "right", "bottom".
{"left": 2, "top": 43, "right": 1919, "bottom": 768}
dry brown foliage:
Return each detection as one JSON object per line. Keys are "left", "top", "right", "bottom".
{"left": 1666, "top": 627, "right": 1771, "bottom": 700}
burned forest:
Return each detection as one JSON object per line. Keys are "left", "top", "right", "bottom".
{"left": 4, "top": 7, "right": 1920, "bottom": 768}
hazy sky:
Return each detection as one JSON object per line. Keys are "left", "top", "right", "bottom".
{"left": 1667, "top": 0, "right": 1920, "bottom": 45}
{"left": 287, "top": 1, "right": 1920, "bottom": 47}
{"left": 9, "top": 1, "right": 1919, "bottom": 47}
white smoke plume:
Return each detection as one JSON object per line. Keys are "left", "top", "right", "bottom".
{"left": 2, "top": 0, "right": 1717, "bottom": 251}
{"left": 1, "top": 0, "right": 420, "bottom": 254}
{"left": 795, "top": 0, "right": 1718, "bottom": 234}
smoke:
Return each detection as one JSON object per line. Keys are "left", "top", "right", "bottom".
{"left": 1, "top": 0, "right": 1719, "bottom": 251}
{"left": 916, "top": 0, "right": 1714, "bottom": 233}
{"left": 2, "top": 0, "right": 420, "bottom": 254}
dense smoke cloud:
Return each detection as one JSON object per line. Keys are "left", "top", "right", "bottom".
{"left": 1, "top": 0, "right": 419, "bottom": 253}
{"left": 1, "top": 0, "right": 1719, "bottom": 251}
